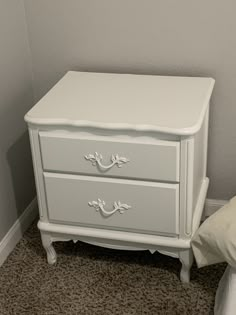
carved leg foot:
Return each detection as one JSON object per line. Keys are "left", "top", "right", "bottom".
{"left": 41, "top": 232, "right": 57, "bottom": 265}
{"left": 179, "top": 249, "right": 193, "bottom": 283}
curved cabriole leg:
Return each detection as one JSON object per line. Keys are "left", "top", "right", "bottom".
{"left": 41, "top": 232, "right": 57, "bottom": 265}
{"left": 179, "top": 249, "right": 193, "bottom": 283}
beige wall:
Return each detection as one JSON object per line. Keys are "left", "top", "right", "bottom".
{"left": 23, "top": 0, "right": 236, "bottom": 199}
{"left": 0, "top": 0, "right": 35, "bottom": 241}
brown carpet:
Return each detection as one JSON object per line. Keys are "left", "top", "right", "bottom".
{"left": 0, "top": 222, "right": 226, "bottom": 315}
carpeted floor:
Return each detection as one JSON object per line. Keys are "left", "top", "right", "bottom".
{"left": 0, "top": 222, "right": 226, "bottom": 315}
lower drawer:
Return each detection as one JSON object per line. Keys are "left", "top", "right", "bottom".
{"left": 44, "top": 173, "right": 179, "bottom": 236}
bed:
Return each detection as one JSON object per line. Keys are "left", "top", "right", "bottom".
{"left": 192, "top": 196, "right": 236, "bottom": 315}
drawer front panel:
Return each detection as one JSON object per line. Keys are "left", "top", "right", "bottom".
{"left": 44, "top": 173, "right": 179, "bottom": 236}
{"left": 40, "top": 132, "right": 180, "bottom": 182}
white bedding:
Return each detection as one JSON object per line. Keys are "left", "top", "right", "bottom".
{"left": 191, "top": 196, "right": 236, "bottom": 315}
{"left": 192, "top": 196, "right": 236, "bottom": 268}
{"left": 214, "top": 266, "right": 236, "bottom": 315}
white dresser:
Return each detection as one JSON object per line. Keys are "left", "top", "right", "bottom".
{"left": 25, "top": 71, "right": 215, "bottom": 283}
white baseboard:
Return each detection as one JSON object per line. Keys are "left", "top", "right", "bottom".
{"left": 204, "top": 198, "right": 228, "bottom": 217}
{"left": 0, "top": 197, "right": 38, "bottom": 267}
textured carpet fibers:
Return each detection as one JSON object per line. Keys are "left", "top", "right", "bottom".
{"left": 0, "top": 223, "right": 226, "bottom": 315}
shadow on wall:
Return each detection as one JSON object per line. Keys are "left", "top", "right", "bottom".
{"left": 7, "top": 131, "right": 36, "bottom": 219}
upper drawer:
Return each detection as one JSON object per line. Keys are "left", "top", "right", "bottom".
{"left": 39, "top": 132, "right": 180, "bottom": 182}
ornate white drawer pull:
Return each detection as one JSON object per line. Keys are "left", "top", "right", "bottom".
{"left": 88, "top": 199, "right": 131, "bottom": 216}
{"left": 84, "top": 152, "right": 129, "bottom": 170}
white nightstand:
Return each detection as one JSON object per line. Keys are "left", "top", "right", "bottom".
{"left": 25, "top": 71, "right": 215, "bottom": 283}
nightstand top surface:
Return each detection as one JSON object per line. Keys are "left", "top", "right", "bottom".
{"left": 25, "top": 71, "right": 215, "bottom": 135}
